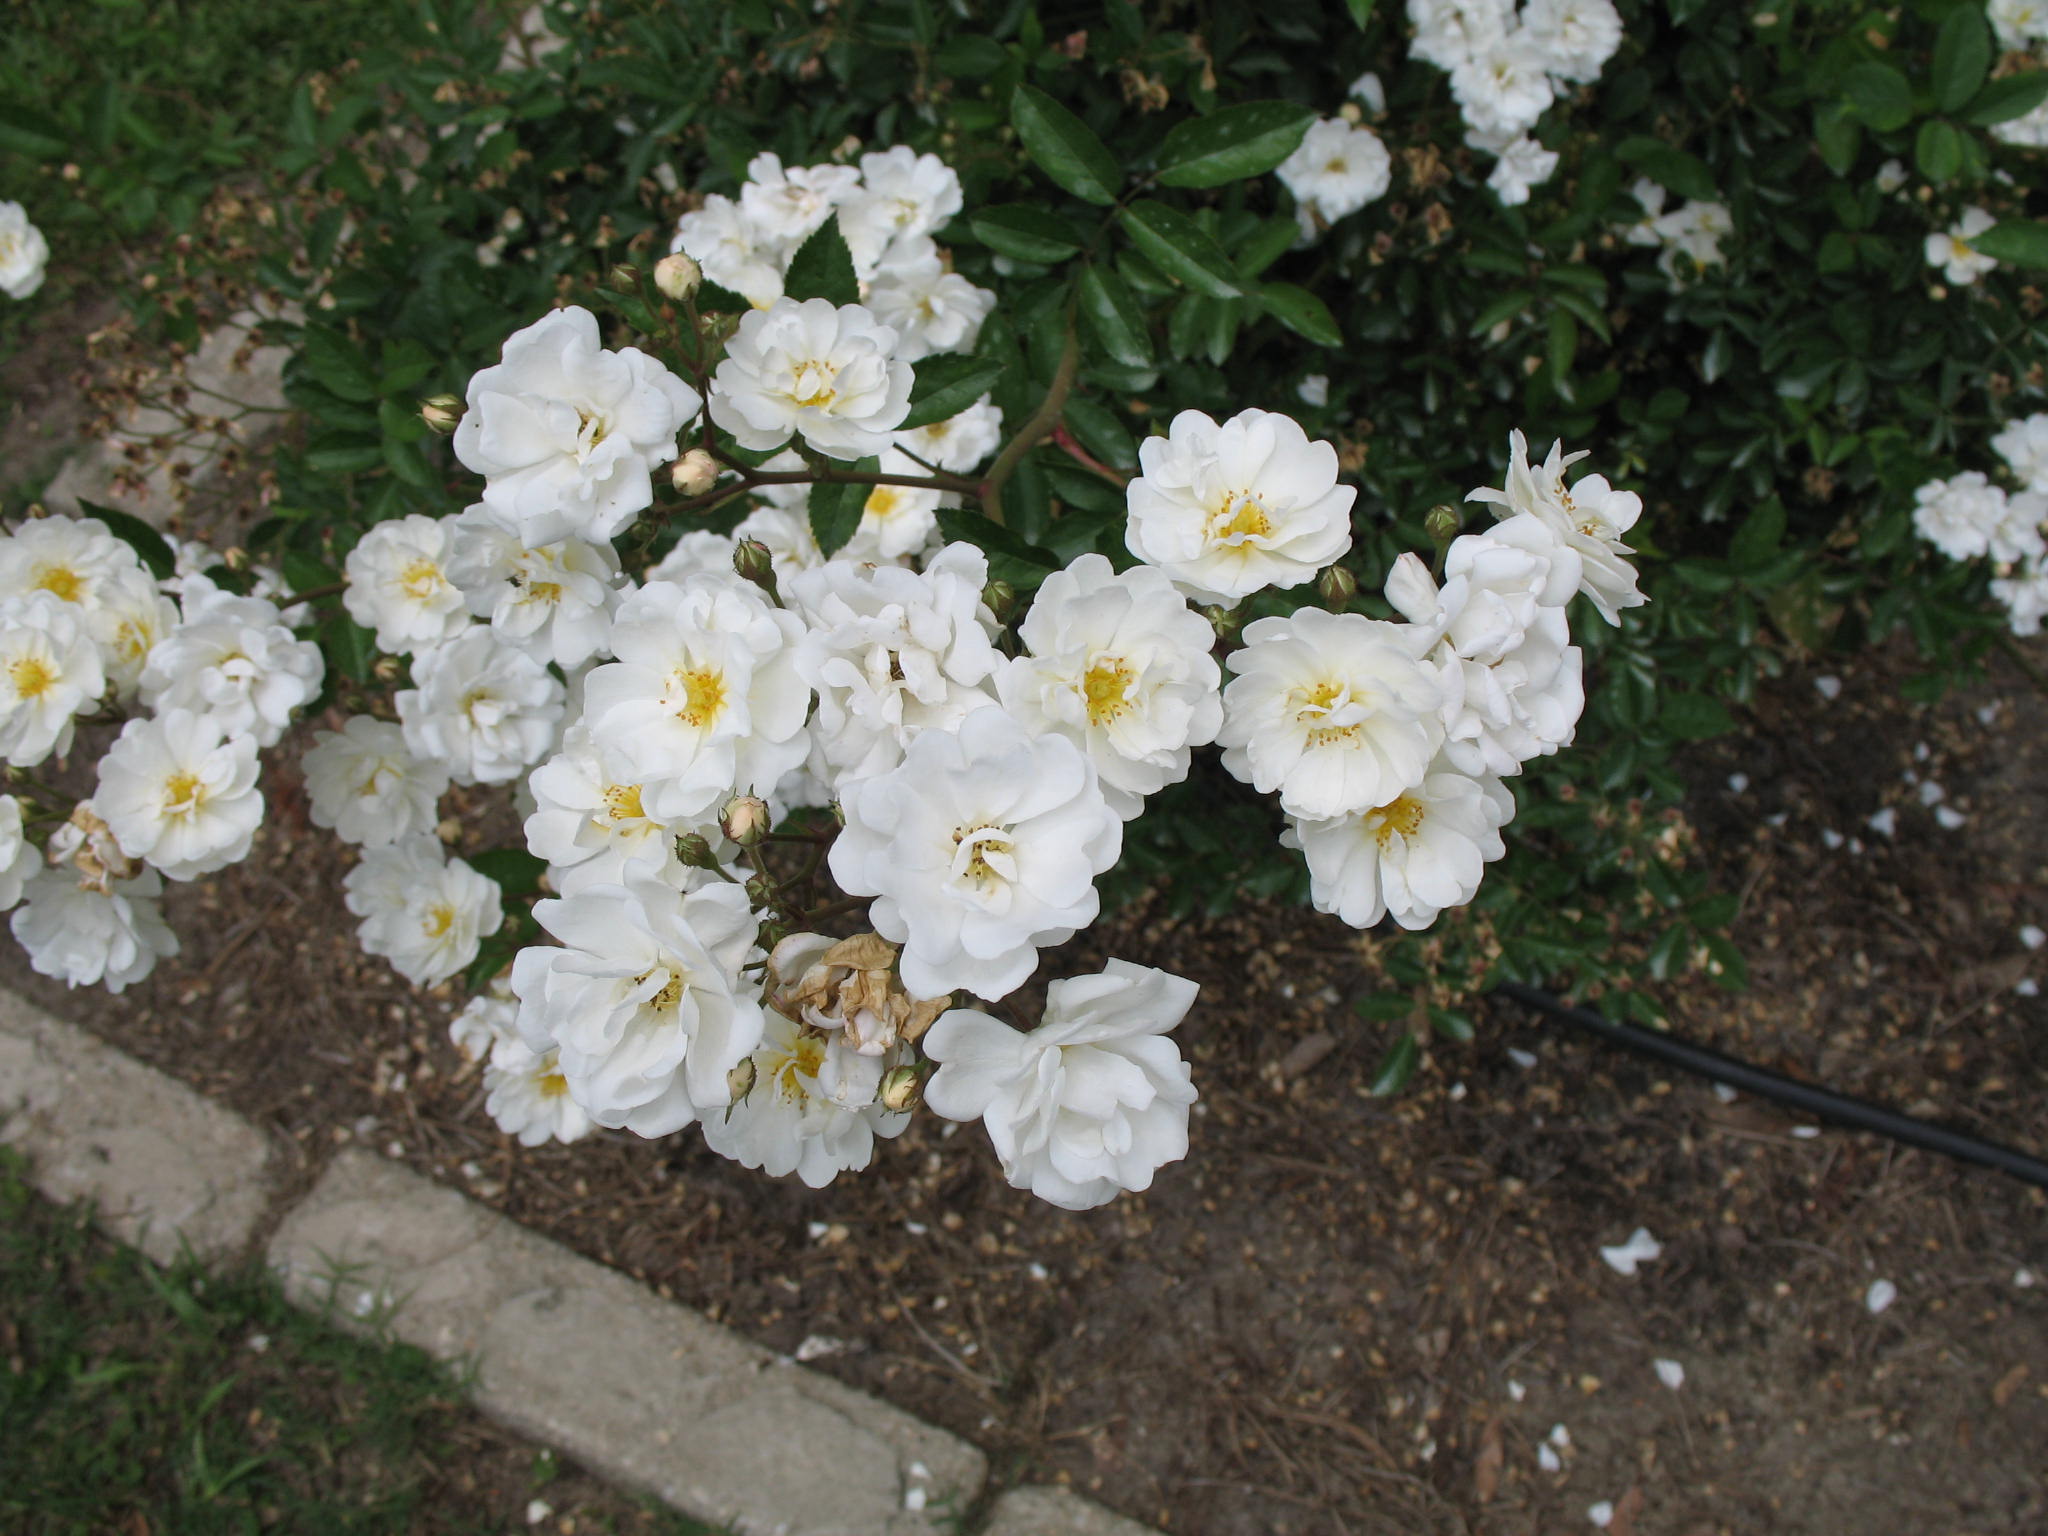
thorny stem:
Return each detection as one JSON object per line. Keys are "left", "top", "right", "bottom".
{"left": 978, "top": 320, "right": 1081, "bottom": 528}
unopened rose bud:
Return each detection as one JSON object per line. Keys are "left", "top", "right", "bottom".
{"left": 653, "top": 252, "right": 701, "bottom": 301}
{"left": 982, "top": 579, "right": 1017, "bottom": 624}
{"left": 744, "top": 871, "right": 780, "bottom": 908}
{"left": 1200, "top": 604, "right": 1243, "bottom": 644}
{"left": 1338, "top": 102, "right": 1363, "bottom": 124}
{"left": 722, "top": 794, "right": 771, "bottom": 847}
{"left": 727, "top": 1058, "right": 757, "bottom": 1101}
{"left": 671, "top": 448, "right": 719, "bottom": 496}
{"left": 1317, "top": 564, "right": 1358, "bottom": 609}
{"left": 607, "top": 263, "right": 641, "bottom": 293}
{"left": 675, "top": 832, "right": 720, "bottom": 870}
{"left": 879, "top": 1065, "right": 923, "bottom": 1113}
{"left": 420, "top": 394, "right": 463, "bottom": 435}
{"left": 733, "top": 537, "right": 778, "bottom": 596}
{"left": 1424, "top": 503, "right": 1461, "bottom": 551}
{"left": 756, "top": 920, "right": 790, "bottom": 952}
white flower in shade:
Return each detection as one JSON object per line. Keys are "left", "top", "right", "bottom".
{"left": 11, "top": 863, "right": 177, "bottom": 992}
{"left": 708, "top": 298, "right": 915, "bottom": 461}
{"left": 1277, "top": 118, "right": 1393, "bottom": 226}
{"left": 1651, "top": 200, "right": 1734, "bottom": 284}
{"left": 1522, "top": 0, "right": 1623, "bottom": 83}
{"left": 1912, "top": 471, "right": 2011, "bottom": 561}
{"left": 1476, "top": 132, "right": 1561, "bottom": 206}
{"left": 510, "top": 879, "right": 764, "bottom": 1136}
{"left": 0, "top": 795, "right": 39, "bottom": 910}
{"left": 785, "top": 543, "right": 1002, "bottom": 784}
{"left": 1286, "top": 758, "right": 1515, "bottom": 930}
{"left": 998, "top": 554, "right": 1223, "bottom": 819}
{"left": 446, "top": 506, "right": 623, "bottom": 669}
{"left": 0, "top": 594, "right": 107, "bottom": 766}
{"left": 923, "top": 959, "right": 1199, "bottom": 1210}
{"left": 1875, "top": 158, "right": 1910, "bottom": 194}
{"left": 1926, "top": 207, "right": 1999, "bottom": 287}
{"left": 398, "top": 626, "right": 565, "bottom": 786}
{"left": 671, "top": 194, "right": 785, "bottom": 310}
{"left": 452, "top": 306, "right": 701, "bottom": 546}
{"left": 1219, "top": 609, "right": 1449, "bottom": 820}
{"left": 577, "top": 573, "right": 810, "bottom": 823}
{"left": 1350, "top": 70, "right": 1387, "bottom": 112}
{"left": 1467, "top": 431, "right": 1647, "bottom": 624}
{"left": 94, "top": 568, "right": 181, "bottom": 702}
{"left": 1994, "top": 92, "right": 2048, "bottom": 150}
{"left": 1990, "top": 0, "right": 2048, "bottom": 48}
{"left": 343, "top": 515, "right": 471, "bottom": 655}
{"left": 450, "top": 973, "right": 519, "bottom": 1064}
{"left": 646, "top": 528, "right": 740, "bottom": 586}
{"left": 1991, "top": 490, "right": 2048, "bottom": 565}
{"left": 1621, "top": 177, "right": 1668, "bottom": 247}
{"left": 1297, "top": 375, "right": 1330, "bottom": 408}
{"left": 731, "top": 503, "right": 827, "bottom": 582}
{"left": 830, "top": 705, "right": 1122, "bottom": 1001}
{"left": 1992, "top": 414, "right": 2048, "bottom": 493}
{"left": 343, "top": 835, "right": 502, "bottom": 987}
{"left": 303, "top": 715, "right": 450, "bottom": 848}
{"left": 483, "top": 1039, "right": 594, "bottom": 1147}
{"left": 893, "top": 396, "right": 1003, "bottom": 473}
{"left": 844, "top": 463, "right": 946, "bottom": 561}
{"left": 95, "top": 711, "right": 263, "bottom": 881}
{"left": 523, "top": 726, "right": 692, "bottom": 896}
{"left": 140, "top": 594, "right": 322, "bottom": 748}
{"left": 0, "top": 515, "right": 144, "bottom": 619}
{"left": 1409, "top": 0, "right": 1515, "bottom": 71}
{"left": 865, "top": 237, "right": 996, "bottom": 362}
{"left": 1126, "top": 408, "right": 1356, "bottom": 605}
{"left": 0, "top": 202, "right": 50, "bottom": 300}
{"left": 1451, "top": 40, "right": 1557, "bottom": 138}
{"left": 737, "top": 152, "right": 862, "bottom": 252}
{"left": 702, "top": 1008, "right": 910, "bottom": 1186}
{"left": 1992, "top": 556, "right": 2048, "bottom": 636}
{"left": 839, "top": 146, "right": 965, "bottom": 276}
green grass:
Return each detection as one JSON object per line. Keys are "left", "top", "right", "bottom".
{"left": 0, "top": 1148, "right": 724, "bottom": 1535}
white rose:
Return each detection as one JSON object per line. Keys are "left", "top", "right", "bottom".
{"left": 0, "top": 201, "right": 50, "bottom": 301}
{"left": 343, "top": 515, "right": 472, "bottom": 655}
{"left": 0, "top": 594, "right": 107, "bottom": 767}
{"left": 140, "top": 593, "right": 323, "bottom": 748}
{"left": 11, "top": 864, "right": 178, "bottom": 993}
{"left": 446, "top": 506, "right": 623, "bottom": 670}
{"left": 397, "top": 626, "right": 565, "bottom": 786}
{"left": 95, "top": 710, "right": 264, "bottom": 882}
{"left": 1466, "top": 430, "right": 1647, "bottom": 624}
{"left": 302, "top": 715, "right": 450, "bottom": 848}
{"left": 0, "top": 794, "right": 41, "bottom": 911}
{"left": 708, "top": 297, "right": 914, "bottom": 462}
{"left": 701, "top": 1008, "right": 910, "bottom": 1187}
{"left": 1277, "top": 118, "right": 1392, "bottom": 226}
{"left": 343, "top": 835, "right": 502, "bottom": 988}
{"left": 864, "top": 236, "right": 995, "bottom": 362}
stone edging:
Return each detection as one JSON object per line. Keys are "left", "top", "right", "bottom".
{"left": 0, "top": 986, "right": 1159, "bottom": 1536}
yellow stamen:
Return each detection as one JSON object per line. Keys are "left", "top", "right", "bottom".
{"left": 423, "top": 902, "right": 456, "bottom": 938}
{"left": 34, "top": 566, "right": 83, "bottom": 602}
{"left": 789, "top": 359, "right": 838, "bottom": 409}
{"left": 162, "top": 771, "right": 205, "bottom": 815}
{"left": 1211, "top": 490, "right": 1272, "bottom": 543}
{"left": 536, "top": 1069, "right": 570, "bottom": 1099}
{"left": 399, "top": 560, "right": 444, "bottom": 600}
{"left": 9, "top": 655, "right": 56, "bottom": 700}
{"left": 1367, "top": 795, "right": 1426, "bottom": 851}
{"left": 1082, "top": 656, "right": 1136, "bottom": 725}
{"left": 602, "top": 783, "right": 645, "bottom": 822}
{"left": 674, "top": 668, "right": 726, "bottom": 728}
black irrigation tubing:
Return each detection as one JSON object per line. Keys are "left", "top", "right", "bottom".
{"left": 1491, "top": 981, "right": 2048, "bottom": 1192}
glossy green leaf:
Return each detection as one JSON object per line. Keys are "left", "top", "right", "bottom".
{"left": 1153, "top": 101, "right": 1315, "bottom": 189}
{"left": 75, "top": 500, "right": 174, "bottom": 581}
{"left": 1011, "top": 85, "right": 1121, "bottom": 206}
{"left": 900, "top": 355, "right": 1007, "bottom": 432}
{"left": 1914, "top": 119, "right": 1962, "bottom": 185}
{"left": 1961, "top": 71, "right": 2048, "bottom": 126}
{"left": 968, "top": 204, "right": 1085, "bottom": 264}
{"left": 1119, "top": 201, "right": 1244, "bottom": 298}
{"left": 1077, "top": 264, "right": 1154, "bottom": 367}
{"left": 1842, "top": 63, "right": 1913, "bottom": 132}
{"left": 1972, "top": 219, "right": 2048, "bottom": 268}
{"left": 471, "top": 848, "right": 547, "bottom": 897}
{"left": 782, "top": 213, "right": 859, "bottom": 306}
{"left": 1370, "top": 1032, "right": 1420, "bottom": 1096}
{"left": 1613, "top": 136, "right": 1718, "bottom": 201}
{"left": 1931, "top": 6, "right": 1991, "bottom": 115}
{"left": 301, "top": 327, "right": 378, "bottom": 403}
{"left": 1660, "top": 690, "right": 1736, "bottom": 740}
{"left": 809, "top": 461, "right": 878, "bottom": 556}
{"left": 1257, "top": 282, "right": 1342, "bottom": 347}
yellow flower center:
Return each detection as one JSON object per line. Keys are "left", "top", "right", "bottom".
{"left": 536, "top": 1068, "right": 570, "bottom": 1100}
{"left": 1297, "top": 679, "right": 1365, "bottom": 749}
{"left": 602, "top": 783, "right": 645, "bottom": 822}
{"left": 951, "top": 824, "right": 1015, "bottom": 891}
{"left": 767, "top": 1034, "right": 828, "bottom": 1103}
{"left": 9, "top": 655, "right": 56, "bottom": 700}
{"left": 162, "top": 771, "right": 205, "bottom": 815}
{"left": 399, "top": 559, "right": 444, "bottom": 600}
{"left": 865, "top": 485, "right": 904, "bottom": 521}
{"left": 1082, "top": 656, "right": 1136, "bottom": 725}
{"left": 423, "top": 902, "right": 457, "bottom": 938}
{"left": 525, "top": 580, "right": 563, "bottom": 604}
{"left": 789, "top": 359, "right": 838, "bottom": 409}
{"left": 1211, "top": 490, "right": 1272, "bottom": 544}
{"left": 34, "top": 565, "right": 84, "bottom": 602}
{"left": 673, "top": 667, "right": 726, "bottom": 728}
{"left": 1367, "top": 795, "right": 1426, "bottom": 851}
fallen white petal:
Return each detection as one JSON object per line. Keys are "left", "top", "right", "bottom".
{"left": 1790, "top": 1125, "right": 1821, "bottom": 1140}
{"left": 1508, "top": 1047, "right": 1539, "bottom": 1069}
{"left": 1600, "top": 1228, "right": 1663, "bottom": 1276}
{"left": 1917, "top": 780, "right": 1945, "bottom": 805}
{"left": 1866, "top": 1278, "right": 1898, "bottom": 1314}
{"left": 1538, "top": 1443, "right": 1562, "bottom": 1472}
{"left": 1814, "top": 675, "right": 1842, "bottom": 700}
{"left": 1727, "top": 772, "right": 1750, "bottom": 793}
{"left": 794, "top": 1334, "right": 850, "bottom": 1362}
{"left": 1867, "top": 807, "right": 1897, "bottom": 838}
{"left": 1508, "top": 1378, "right": 1527, "bottom": 1402}
{"left": 2022, "top": 925, "right": 2045, "bottom": 951}
{"left": 1712, "top": 1083, "right": 1739, "bottom": 1103}
{"left": 1821, "top": 828, "right": 1844, "bottom": 850}
{"left": 1589, "top": 1501, "right": 1615, "bottom": 1528}
{"left": 1653, "top": 1358, "right": 1686, "bottom": 1390}
{"left": 1549, "top": 1423, "right": 1572, "bottom": 1448}
{"left": 2016, "top": 978, "right": 2040, "bottom": 998}
{"left": 1935, "top": 806, "right": 1966, "bottom": 830}
{"left": 525, "top": 1501, "right": 553, "bottom": 1528}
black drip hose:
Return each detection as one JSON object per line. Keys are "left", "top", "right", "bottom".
{"left": 1492, "top": 981, "right": 2048, "bottom": 1191}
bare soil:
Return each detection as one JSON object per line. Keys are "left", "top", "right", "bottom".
{"left": 5, "top": 634, "right": 2044, "bottom": 1536}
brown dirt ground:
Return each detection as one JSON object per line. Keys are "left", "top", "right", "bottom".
{"left": 4, "top": 627, "right": 2045, "bottom": 1535}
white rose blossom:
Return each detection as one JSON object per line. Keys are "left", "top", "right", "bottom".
{"left": 998, "top": 553, "right": 1224, "bottom": 819}
{"left": 140, "top": 592, "right": 323, "bottom": 748}
{"left": 398, "top": 626, "right": 566, "bottom": 787}
{"left": 829, "top": 704, "right": 1122, "bottom": 1002}
{"left": 1285, "top": 757, "right": 1516, "bottom": 930}
{"left": 1409, "top": 0, "right": 1515, "bottom": 72}
{"left": 95, "top": 710, "right": 264, "bottom": 882}
{"left": 510, "top": 879, "right": 765, "bottom": 1137}
{"left": 1925, "top": 207, "right": 1999, "bottom": 287}
{"left": 343, "top": 835, "right": 502, "bottom": 988}
{"left": 708, "top": 297, "right": 914, "bottom": 461}
{"left": 450, "top": 973, "right": 519, "bottom": 1064}
{"left": 0, "top": 795, "right": 41, "bottom": 911}
{"left": 893, "top": 396, "right": 1003, "bottom": 473}
{"left": 1218, "top": 608, "right": 1450, "bottom": 821}
{"left": 446, "top": 506, "right": 623, "bottom": 670}
{"left": 343, "top": 515, "right": 472, "bottom": 656}
{"left": 523, "top": 727, "right": 696, "bottom": 897}
{"left": 452, "top": 305, "right": 701, "bottom": 545}
{"left": 671, "top": 194, "right": 785, "bottom": 310}
{"left": 1522, "top": 0, "right": 1624, "bottom": 83}
{"left": 1450, "top": 40, "right": 1557, "bottom": 138}
{"left": 736, "top": 151, "right": 861, "bottom": 252}
{"left": 864, "top": 236, "right": 996, "bottom": 362}
{"left": 839, "top": 145, "right": 965, "bottom": 276}
{"left": 1278, "top": 118, "right": 1393, "bottom": 227}
{"left": 922, "top": 959, "right": 1200, "bottom": 1211}
{"left": 303, "top": 715, "right": 450, "bottom": 848}
{"left": 0, "top": 594, "right": 108, "bottom": 767}
{"left": 0, "top": 201, "right": 51, "bottom": 300}
{"left": 702, "top": 1007, "right": 911, "bottom": 1187}
{"left": 1467, "top": 430, "right": 1647, "bottom": 624}
{"left": 646, "top": 528, "right": 741, "bottom": 586}
{"left": 12, "top": 861, "right": 178, "bottom": 993}
{"left": 1912, "top": 471, "right": 2011, "bottom": 562}
{"left": 1126, "top": 408, "right": 1356, "bottom": 605}
{"left": 1992, "top": 414, "right": 2048, "bottom": 494}
{"left": 1992, "top": 556, "right": 2048, "bottom": 636}
{"left": 95, "top": 568, "right": 181, "bottom": 702}
{"left": 483, "top": 1039, "right": 594, "bottom": 1147}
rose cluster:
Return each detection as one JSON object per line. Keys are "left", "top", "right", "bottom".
{"left": 1912, "top": 413, "right": 2048, "bottom": 635}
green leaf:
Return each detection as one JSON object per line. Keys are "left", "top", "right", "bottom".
{"left": 1660, "top": 690, "right": 1736, "bottom": 740}
{"left": 300, "top": 327, "right": 378, "bottom": 403}
{"left": 809, "top": 462, "right": 878, "bottom": 557}
{"left": 1814, "top": 102, "right": 1863, "bottom": 177}
{"left": 1613, "top": 137, "right": 1719, "bottom": 201}
{"left": 1730, "top": 496, "right": 1786, "bottom": 567}
{"left": 1062, "top": 395, "right": 1138, "bottom": 470}
{"left": 1915, "top": 119, "right": 1963, "bottom": 185}
{"left": 1010, "top": 85, "right": 1122, "bottom": 206}
{"left": 1931, "top": 6, "right": 1991, "bottom": 115}
{"left": 1961, "top": 71, "right": 2048, "bottom": 126}
{"left": 1235, "top": 215, "right": 1299, "bottom": 278}
{"left": 0, "top": 104, "right": 68, "bottom": 160}
{"left": 968, "top": 204, "right": 1085, "bottom": 264}
{"left": 933, "top": 34, "right": 1008, "bottom": 76}
{"left": 75, "top": 500, "right": 174, "bottom": 581}
{"left": 1972, "top": 219, "right": 2048, "bottom": 268}
{"left": 303, "top": 444, "right": 384, "bottom": 475}
{"left": 782, "top": 213, "right": 859, "bottom": 307}
{"left": 470, "top": 848, "right": 546, "bottom": 897}
{"left": 900, "top": 355, "right": 1007, "bottom": 431}
{"left": 934, "top": 506, "right": 1061, "bottom": 588}
{"left": 1354, "top": 992, "right": 1412, "bottom": 1022}
{"left": 1547, "top": 309, "right": 1578, "bottom": 381}
{"left": 1119, "top": 201, "right": 1244, "bottom": 298}
{"left": 1153, "top": 101, "right": 1316, "bottom": 189}
{"left": 1842, "top": 63, "right": 1914, "bottom": 132}
{"left": 1077, "top": 265, "right": 1154, "bottom": 367}
{"left": 1369, "top": 1032, "right": 1420, "bottom": 1096}
{"left": 319, "top": 614, "right": 379, "bottom": 682}
{"left": 382, "top": 433, "right": 434, "bottom": 488}
{"left": 1256, "top": 282, "right": 1342, "bottom": 347}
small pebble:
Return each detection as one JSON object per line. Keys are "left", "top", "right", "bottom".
{"left": 2017, "top": 979, "right": 2040, "bottom": 998}
{"left": 1821, "top": 829, "right": 1844, "bottom": 850}
{"left": 525, "top": 1501, "right": 553, "bottom": 1527}
{"left": 1508, "top": 1379, "right": 1527, "bottom": 1402}
{"left": 1654, "top": 1358, "right": 1686, "bottom": 1390}
{"left": 1814, "top": 675, "right": 1843, "bottom": 700}
{"left": 1712, "top": 1083, "right": 1739, "bottom": 1103}
{"left": 1448, "top": 1081, "right": 1468, "bottom": 1101}
{"left": 806, "top": 1221, "right": 830, "bottom": 1241}
{"left": 2016, "top": 1269, "right": 2037, "bottom": 1288}
{"left": 1297, "top": 374, "right": 1330, "bottom": 407}
{"left": 1549, "top": 1423, "right": 1572, "bottom": 1448}
{"left": 1917, "top": 780, "right": 1945, "bottom": 805}
{"left": 1914, "top": 741, "right": 1930, "bottom": 761}
{"left": 1978, "top": 703, "right": 2001, "bottom": 725}
{"left": 1866, "top": 1279, "right": 1898, "bottom": 1314}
